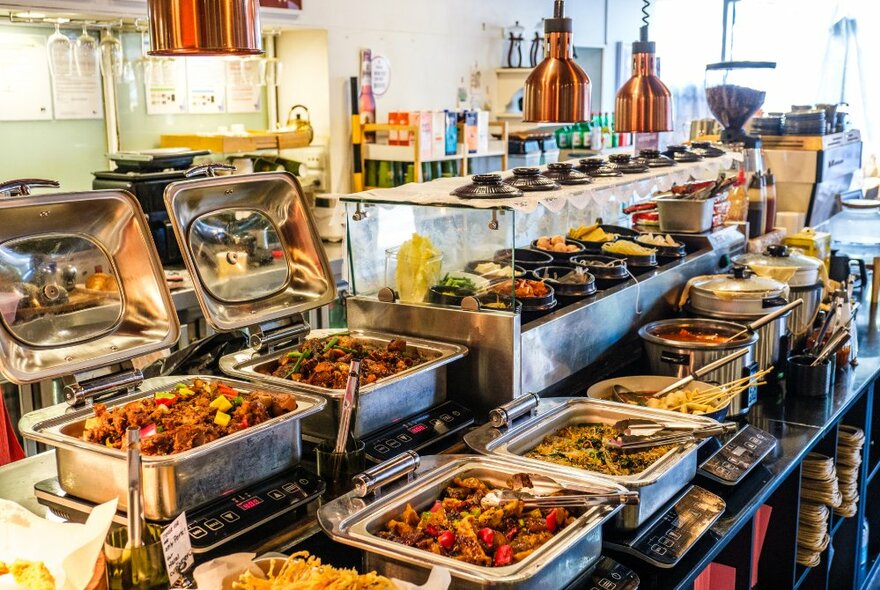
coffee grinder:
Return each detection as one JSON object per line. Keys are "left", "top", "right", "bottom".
{"left": 705, "top": 61, "right": 776, "bottom": 237}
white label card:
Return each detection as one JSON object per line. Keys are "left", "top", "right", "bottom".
{"left": 160, "top": 511, "right": 195, "bottom": 587}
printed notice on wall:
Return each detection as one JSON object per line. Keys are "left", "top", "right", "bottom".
{"left": 145, "top": 58, "right": 187, "bottom": 115}
{"left": 52, "top": 70, "right": 103, "bottom": 119}
{"left": 187, "top": 58, "right": 226, "bottom": 113}
{"left": 225, "top": 60, "right": 262, "bottom": 113}
{"left": 0, "top": 35, "right": 53, "bottom": 121}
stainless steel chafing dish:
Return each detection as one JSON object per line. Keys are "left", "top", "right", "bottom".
{"left": 220, "top": 329, "right": 465, "bottom": 438}
{"left": 465, "top": 396, "right": 718, "bottom": 530}
{"left": 2, "top": 177, "right": 326, "bottom": 521}
{"left": 19, "top": 376, "right": 324, "bottom": 520}
{"left": 162, "top": 165, "right": 467, "bottom": 440}
{"left": 318, "top": 453, "right": 628, "bottom": 590}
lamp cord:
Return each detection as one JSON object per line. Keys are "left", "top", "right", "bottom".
{"left": 642, "top": 0, "right": 650, "bottom": 28}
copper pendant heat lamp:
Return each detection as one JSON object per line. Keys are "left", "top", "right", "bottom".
{"left": 147, "top": 0, "right": 263, "bottom": 56}
{"left": 523, "top": 0, "right": 591, "bottom": 123}
{"left": 614, "top": 1, "right": 672, "bottom": 133}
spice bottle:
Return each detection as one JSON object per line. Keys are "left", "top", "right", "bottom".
{"left": 764, "top": 169, "right": 777, "bottom": 233}
{"left": 746, "top": 173, "right": 767, "bottom": 238}
{"left": 727, "top": 168, "right": 748, "bottom": 223}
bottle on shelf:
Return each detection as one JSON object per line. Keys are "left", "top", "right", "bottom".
{"left": 582, "top": 119, "right": 592, "bottom": 149}
{"left": 601, "top": 112, "right": 612, "bottom": 151}
{"left": 746, "top": 172, "right": 767, "bottom": 238}
{"left": 764, "top": 169, "right": 777, "bottom": 232}
{"left": 556, "top": 126, "right": 571, "bottom": 149}
{"left": 358, "top": 49, "right": 376, "bottom": 126}
{"left": 571, "top": 122, "right": 583, "bottom": 149}
{"left": 590, "top": 113, "right": 603, "bottom": 151}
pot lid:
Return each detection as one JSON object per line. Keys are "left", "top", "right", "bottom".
{"left": 452, "top": 174, "right": 524, "bottom": 198}
{"left": 0, "top": 181, "right": 179, "bottom": 384}
{"left": 692, "top": 267, "right": 787, "bottom": 298}
{"left": 163, "top": 167, "right": 336, "bottom": 332}
{"left": 841, "top": 199, "right": 880, "bottom": 210}
{"left": 735, "top": 245, "right": 822, "bottom": 271}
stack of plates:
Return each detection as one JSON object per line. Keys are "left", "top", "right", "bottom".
{"left": 784, "top": 110, "right": 826, "bottom": 135}
{"left": 751, "top": 115, "right": 784, "bottom": 136}
{"left": 835, "top": 425, "right": 865, "bottom": 517}
{"left": 797, "top": 452, "right": 841, "bottom": 567}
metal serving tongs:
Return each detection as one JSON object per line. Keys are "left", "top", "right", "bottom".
{"left": 480, "top": 473, "right": 639, "bottom": 510}
{"left": 605, "top": 418, "right": 737, "bottom": 451}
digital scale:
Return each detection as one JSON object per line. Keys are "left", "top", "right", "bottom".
{"left": 573, "top": 556, "right": 641, "bottom": 590}
{"left": 698, "top": 424, "right": 778, "bottom": 485}
{"left": 35, "top": 465, "right": 325, "bottom": 555}
{"left": 362, "top": 400, "right": 474, "bottom": 463}
{"left": 604, "top": 485, "right": 726, "bottom": 568}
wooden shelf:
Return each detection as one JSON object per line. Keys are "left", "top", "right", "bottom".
{"left": 160, "top": 129, "right": 311, "bottom": 153}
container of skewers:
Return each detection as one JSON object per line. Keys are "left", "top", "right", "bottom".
{"left": 654, "top": 176, "right": 737, "bottom": 234}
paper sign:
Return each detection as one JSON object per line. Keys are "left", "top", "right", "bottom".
{"left": 146, "top": 58, "right": 187, "bottom": 115}
{"left": 52, "top": 71, "right": 103, "bottom": 119}
{"left": 372, "top": 55, "right": 391, "bottom": 97}
{"left": 0, "top": 36, "right": 53, "bottom": 121}
{"left": 187, "top": 58, "right": 226, "bottom": 113}
{"left": 160, "top": 511, "right": 195, "bottom": 587}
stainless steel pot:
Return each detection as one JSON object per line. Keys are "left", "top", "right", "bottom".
{"left": 638, "top": 319, "right": 759, "bottom": 415}
{"left": 18, "top": 376, "right": 325, "bottom": 520}
{"left": 734, "top": 245, "right": 824, "bottom": 288}
{"left": 220, "top": 329, "right": 467, "bottom": 439}
{"left": 688, "top": 267, "right": 789, "bottom": 316}
{"left": 318, "top": 453, "right": 627, "bottom": 589}
{"left": 465, "top": 397, "right": 719, "bottom": 530}
{"left": 788, "top": 282, "right": 824, "bottom": 340}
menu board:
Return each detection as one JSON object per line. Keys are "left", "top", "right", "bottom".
{"left": 0, "top": 35, "right": 53, "bottom": 121}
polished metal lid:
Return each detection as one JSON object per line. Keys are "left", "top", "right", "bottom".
{"left": 691, "top": 268, "right": 787, "bottom": 298}
{"left": 734, "top": 245, "right": 822, "bottom": 271}
{"left": 164, "top": 167, "right": 336, "bottom": 332}
{"left": 0, "top": 181, "right": 179, "bottom": 384}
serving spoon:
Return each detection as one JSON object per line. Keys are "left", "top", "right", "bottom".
{"left": 722, "top": 299, "right": 804, "bottom": 343}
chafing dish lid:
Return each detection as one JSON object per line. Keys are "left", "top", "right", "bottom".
{"left": 0, "top": 187, "right": 179, "bottom": 384}
{"left": 164, "top": 170, "right": 336, "bottom": 332}
{"left": 691, "top": 270, "right": 787, "bottom": 298}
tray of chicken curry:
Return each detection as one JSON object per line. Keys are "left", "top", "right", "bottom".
{"left": 18, "top": 376, "right": 325, "bottom": 520}
{"left": 318, "top": 454, "right": 629, "bottom": 590}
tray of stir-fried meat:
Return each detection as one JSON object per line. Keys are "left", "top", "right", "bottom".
{"left": 465, "top": 397, "right": 721, "bottom": 531}
{"left": 219, "top": 329, "right": 467, "bottom": 439}
{"left": 18, "top": 376, "right": 325, "bottom": 520}
{"left": 318, "top": 455, "right": 627, "bottom": 590}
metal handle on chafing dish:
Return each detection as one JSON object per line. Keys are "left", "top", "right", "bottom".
{"left": 352, "top": 451, "right": 420, "bottom": 498}
{"left": 63, "top": 369, "right": 145, "bottom": 406}
{"left": 489, "top": 393, "right": 540, "bottom": 428}
{"left": 184, "top": 163, "right": 237, "bottom": 178}
{"left": 0, "top": 178, "right": 60, "bottom": 196}
{"left": 247, "top": 316, "right": 311, "bottom": 352}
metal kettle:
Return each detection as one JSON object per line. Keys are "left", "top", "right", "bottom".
{"left": 286, "top": 104, "right": 314, "bottom": 144}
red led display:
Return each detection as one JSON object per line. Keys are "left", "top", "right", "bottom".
{"left": 236, "top": 497, "right": 263, "bottom": 511}
{"left": 408, "top": 423, "right": 428, "bottom": 434}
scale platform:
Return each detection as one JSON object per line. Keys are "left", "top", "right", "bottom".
{"left": 604, "top": 485, "right": 725, "bottom": 568}
{"left": 699, "top": 424, "right": 777, "bottom": 485}
{"left": 361, "top": 400, "right": 474, "bottom": 463}
{"left": 35, "top": 465, "right": 324, "bottom": 555}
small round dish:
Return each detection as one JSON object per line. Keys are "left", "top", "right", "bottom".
{"left": 542, "top": 163, "right": 592, "bottom": 186}
{"left": 451, "top": 174, "right": 524, "bottom": 199}
{"left": 503, "top": 167, "right": 561, "bottom": 192}
{"left": 570, "top": 254, "right": 629, "bottom": 289}
{"left": 608, "top": 153, "right": 634, "bottom": 164}
{"left": 428, "top": 285, "right": 474, "bottom": 306}
{"left": 476, "top": 293, "right": 523, "bottom": 314}
{"left": 531, "top": 237, "right": 586, "bottom": 262}
{"left": 635, "top": 235, "right": 686, "bottom": 261}
{"left": 464, "top": 259, "right": 526, "bottom": 279}
{"left": 690, "top": 141, "right": 725, "bottom": 158}
{"left": 485, "top": 279, "right": 557, "bottom": 322}
{"left": 533, "top": 265, "right": 597, "bottom": 299}
{"left": 576, "top": 157, "right": 606, "bottom": 174}
{"left": 602, "top": 224, "right": 642, "bottom": 239}
{"left": 617, "top": 162, "right": 650, "bottom": 174}
{"left": 588, "top": 165, "right": 623, "bottom": 178}
{"left": 493, "top": 247, "right": 554, "bottom": 271}
{"left": 637, "top": 149, "right": 676, "bottom": 168}
{"left": 601, "top": 241, "right": 658, "bottom": 268}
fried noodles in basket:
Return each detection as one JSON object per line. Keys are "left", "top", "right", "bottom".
{"left": 233, "top": 551, "right": 395, "bottom": 589}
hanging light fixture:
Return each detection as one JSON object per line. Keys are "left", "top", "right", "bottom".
{"left": 614, "top": 0, "right": 672, "bottom": 133}
{"left": 523, "top": 0, "right": 590, "bottom": 123}
{"left": 147, "top": 0, "right": 263, "bottom": 57}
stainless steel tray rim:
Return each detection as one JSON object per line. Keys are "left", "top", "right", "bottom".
{"left": 464, "top": 397, "right": 715, "bottom": 487}
{"left": 19, "top": 376, "right": 327, "bottom": 465}
{"left": 318, "top": 454, "right": 622, "bottom": 583}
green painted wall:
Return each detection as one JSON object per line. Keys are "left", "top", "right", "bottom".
{"left": 0, "top": 26, "right": 269, "bottom": 193}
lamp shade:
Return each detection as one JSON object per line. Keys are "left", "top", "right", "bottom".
{"left": 615, "top": 45, "right": 672, "bottom": 133}
{"left": 523, "top": 1, "right": 590, "bottom": 123}
{"left": 147, "top": 0, "right": 263, "bottom": 56}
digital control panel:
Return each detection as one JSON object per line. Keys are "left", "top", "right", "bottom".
{"left": 184, "top": 465, "right": 324, "bottom": 553}
{"left": 584, "top": 556, "right": 640, "bottom": 590}
{"left": 605, "top": 485, "right": 725, "bottom": 568}
{"left": 699, "top": 425, "right": 777, "bottom": 485}
{"left": 362, "top": 401, "right": 474, "bottom": 463}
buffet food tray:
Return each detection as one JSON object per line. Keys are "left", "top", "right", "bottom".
{"left": 318, "top": 454, "right": 626, "bottom": 590}
{"left": 18, "top": 376, "right": 325, "bottom": 521}
{"left": 219, "top": 329, "right": 467, "bottom": 439}
{"left": 464, "top": 398, "right": 717, "bottom": 530}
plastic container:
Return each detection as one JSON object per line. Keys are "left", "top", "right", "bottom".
{"left": 786, "top": 354, "right": 834, "bottom": 398}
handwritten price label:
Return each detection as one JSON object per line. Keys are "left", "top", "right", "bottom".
{"left": 160, "top": 512, "right": 195, "bottom": 587}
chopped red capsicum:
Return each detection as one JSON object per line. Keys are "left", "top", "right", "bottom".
{"left": 478, "top": 527, "right": 495, "bottom": 546}
{"left": 216, "top": 384, "right": 239, "bottom": 398}
{"left": 494, "top": 544, "right": 513, "bottom": 566}
{"left": 545, "top": 510, "right": 558, "bottom": 533}
{"left": 429, "top": 500, "right": 442, "bottom": 513}
{"left": 438, "top": 531, "right": 455, "bottom": 550}
{"left": 139, "top": 424, "right": 157, "bottom": 438}
{"left": 425, "top": 525, "right": 440, "bottom": 537}
{"left": 154, "top": 392, "right": 178, "bottom": 407}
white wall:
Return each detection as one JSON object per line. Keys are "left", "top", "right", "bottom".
{"left": 277, "top": 0, "right": 644, "bottom": 193}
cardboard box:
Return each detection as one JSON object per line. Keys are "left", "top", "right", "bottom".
{"left": 463, "top": 111, "right": 478, "bottom": 154}
{"left": 445, "top": 110, "right": 459, "bottom": 156}
{"left": 417, "top": 111, "right": 433, "bottom": 160}
{"left": 388, "top": 112, "right": 400, "bottom": 145}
